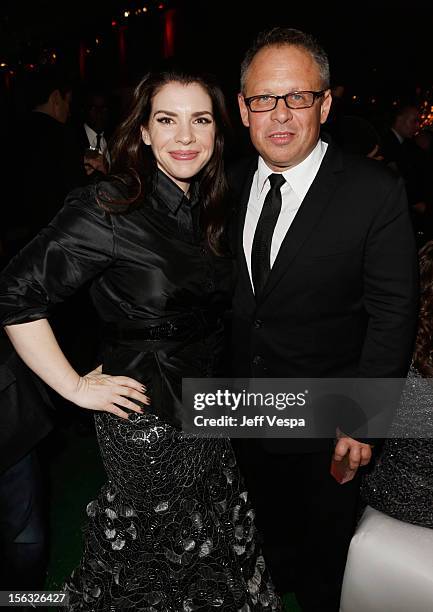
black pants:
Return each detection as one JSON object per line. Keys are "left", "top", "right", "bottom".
{"left": 234, "top": 439, "right": 360, "bottom": 612}
{"left": 0, "top": 451, "right": 48, "bottom": 590}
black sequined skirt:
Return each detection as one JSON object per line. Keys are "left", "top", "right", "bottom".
{"left": 63, "top": 412, "right": 281, "bottom": 611}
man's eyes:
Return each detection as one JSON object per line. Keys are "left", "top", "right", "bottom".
{"left": 288, "top": 93, "right": 305, "bottom": 101}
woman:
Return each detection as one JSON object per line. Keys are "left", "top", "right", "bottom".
{"left": 362, "top": 240, "right": 433, "bottom": 529}
{"left": 0, "top": 71, "right": 281, "bottom": 610}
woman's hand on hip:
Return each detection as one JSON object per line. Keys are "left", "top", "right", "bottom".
{"left": 69, "top": 365, "right": 150, "bottom": 419}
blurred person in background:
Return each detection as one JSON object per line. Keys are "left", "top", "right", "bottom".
{"left": 0, "top": 337, "right": 53, "bottom": 592}
{"left": 73, "top": 86, "right": 113, "bottom": 176}
{"left": 380, "top": 104, "right": 433, "bottom": 243}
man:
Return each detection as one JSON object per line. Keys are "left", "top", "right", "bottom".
{"left": 230, "top": 27, "right": 418, "bottom": 611}
{"left": 74, "top": 88, "right": 111, "bottom": 175}
{"left": 5, "top": 67, "right": 84, "bottom": 255}
{"left": 381, "top": 104, "right": 420, "bottom": 163}
{"left": 381, "top": 104, "right": 432, "bottom": 239}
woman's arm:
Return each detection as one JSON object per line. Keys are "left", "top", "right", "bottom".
{"left": 6, "top": 319, "right": 149, "bottom": 419}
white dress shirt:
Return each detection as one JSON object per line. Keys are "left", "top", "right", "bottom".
{"left": 243, "top": 139, "right": 328, "bottom": 288}
{"left": 84, "top": 123, "right": 110, "bottom": 164}
{"left": 391, "top": 128, "right": 404, "bottom": 144}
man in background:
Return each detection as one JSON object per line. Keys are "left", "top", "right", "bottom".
{"left": 4, "top": 67, "right": 84, "bottom": 256}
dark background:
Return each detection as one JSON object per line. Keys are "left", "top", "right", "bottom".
{"left": 1, "top": 2, "right": 433, "bottom": 88}
{"left": 1, "top": 0, "right": 433, "bottom": 127}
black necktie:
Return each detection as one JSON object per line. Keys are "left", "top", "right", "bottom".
{"left": 251, "top": 173, "right": 286, "bottom": 297}
{"left": 95, "top": 132, "right": 102, "bottom": 151}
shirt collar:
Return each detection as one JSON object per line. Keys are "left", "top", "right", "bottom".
{"left": 153, "top": 169, "right": 199, "bottom": 215}
{"left": 391, "top": 128, "right": 404, "bottom": 144}
{"left": 84, "top": 123, "right": 104, "bottom": 137}
{"left": 257, "top": 139, "right": 327, "bottom": 201}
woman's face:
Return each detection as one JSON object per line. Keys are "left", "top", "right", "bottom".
{"left": 141, "top": 82, "right": 216, "bottom": 193}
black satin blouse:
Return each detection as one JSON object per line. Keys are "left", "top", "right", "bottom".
{"left": 0, "top": 171, "right": 233, "bottom": 426}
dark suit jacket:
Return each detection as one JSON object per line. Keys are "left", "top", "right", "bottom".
{"left": 4, "top": 112, "right": 87, "bottom": 258}
{"left": 230, "top": 143, "right": 418, "bottom": 452}
{"left": 380, "top": 129, "right": 432, "bottom": 208}
{"left": 0, "top": 340, "right": 53, "bottom": 473}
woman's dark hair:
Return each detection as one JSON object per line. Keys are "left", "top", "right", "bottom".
{"left": 99, "top": 70, "right": 230, "bottom": 254}
{"left": 413, "top": 241, "right": 433, "bottom": 376}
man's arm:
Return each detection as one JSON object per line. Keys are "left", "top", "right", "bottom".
{"left": 359, "top": 176, "right": 418, "bottom": 379}
{"left": 333, "top": 175, "right": 418, "bottom": 473}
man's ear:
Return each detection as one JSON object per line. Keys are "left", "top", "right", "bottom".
{"left": 320, "top": 90, "right": 333, "bottom": 125}
{"left": 238, "top": 93, "right": 250, "bottom": 128}
{"left": 141, "top": 125, "right": 151, "bottom": 146}
{"left": 49, "top": 89, "right": 61, "bottom": 107}
{"left": 49, "top": 89, "right": 65, "bottom": 121}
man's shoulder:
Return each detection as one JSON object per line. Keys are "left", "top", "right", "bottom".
{"left": 334, "top": 146, "right": 401, "bottom": 190}
{"left": 322, "top": 144, "right": 406, "bottom": 217}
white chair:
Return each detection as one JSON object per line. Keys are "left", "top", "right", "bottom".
{"left": 340, "top": 505, "right": 433, "bottom": 612}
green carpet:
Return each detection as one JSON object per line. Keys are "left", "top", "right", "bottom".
{"left": 44, "top": 421, "right": 301, "bottom": 611}
{"left": 44, "top": 421, "right": 105, "bottom": 590}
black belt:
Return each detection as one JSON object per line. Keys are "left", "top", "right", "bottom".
{"left": 103, "top": 311, "right": 222, "bottom": 344}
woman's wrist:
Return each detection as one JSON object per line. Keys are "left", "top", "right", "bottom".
{"left": 60, "top": 369, "right": 82, "bottom": 402}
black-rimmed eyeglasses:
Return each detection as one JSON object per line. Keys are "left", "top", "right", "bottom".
{"left": 243, "top": 90, "right": 327, "bottom": 112}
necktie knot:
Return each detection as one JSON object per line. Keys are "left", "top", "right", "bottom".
{"left": 268, "top": 173, "right": 285, "bottom": 191}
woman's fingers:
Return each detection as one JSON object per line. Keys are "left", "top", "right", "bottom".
{"left": 114, "top": 394, "right": 144, "bottom": 414}
{"left": 113, "top": 375, "right": 147, "bottom": 392}
{"left": 77, "top": 371, "right": 151, "bottom": 416}
{"left": 107, "top": 404, "right": 131, "bottom": 420}
{"left": 113, "top": 385, "right": 150, "bottom": 405}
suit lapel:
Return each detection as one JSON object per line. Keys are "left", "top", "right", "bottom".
{"left": 259, "top": 144, "right": 344, "bottom": 302}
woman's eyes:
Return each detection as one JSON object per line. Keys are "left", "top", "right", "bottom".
{"left": 156, "top": 117, "right": 174, "bottom": 124}
{"left": 155, "top": 116, "right": 213, "bottom": 125}
{"left": 194, "top": 117, "right": 213, "bottom": 125}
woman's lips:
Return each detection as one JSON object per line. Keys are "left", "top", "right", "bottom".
{"left": 268, "top": 132, "right": 295, "bottom": 145}
{"left": 169, "top": 151, "right": 200, "bottom": 160}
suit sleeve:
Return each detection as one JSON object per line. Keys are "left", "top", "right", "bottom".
{"left": 342, "top": 177, "right": 419, "bottom": 443}
{"left": 0, "top": 186, "right": 115, "bottom": 326}
{"left": 359, "top": 176, "right": 418, "bottom": 378}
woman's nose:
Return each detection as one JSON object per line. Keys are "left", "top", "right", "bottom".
{"left": 175, "top": 123, "right": 195, "bottom": 144}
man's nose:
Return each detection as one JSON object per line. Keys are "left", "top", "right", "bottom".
{"left": 270, "top": 98, "right": 293, "bottom": 122}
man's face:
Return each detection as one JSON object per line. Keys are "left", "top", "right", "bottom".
{"left": 396, "top": 108, "right": 420, "bottom": 139}
{"left": 86, "top": 95, "right": 109, "bottom": 133}
{"left": 238, "top": 45, "right": 332, "bottom": 171}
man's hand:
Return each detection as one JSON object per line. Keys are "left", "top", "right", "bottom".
{"left": 83, "top": 152, "right": 108, "bottom": 176}
{"left": 333, "top": 428, "right": 373, "bottom": 470}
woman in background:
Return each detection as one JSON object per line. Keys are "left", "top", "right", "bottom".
{"left": 362, "top": 240, "right": 433, "bottom": 529}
